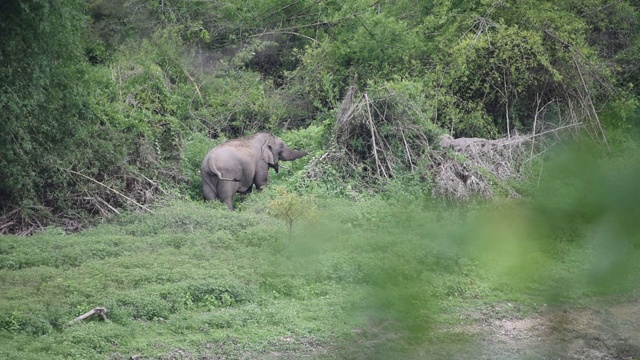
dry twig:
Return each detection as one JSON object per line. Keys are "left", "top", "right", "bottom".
{"left": 65, "top": 168, "right": 154, "bottom": 213}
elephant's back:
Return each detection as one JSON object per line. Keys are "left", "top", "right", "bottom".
{"left": 202, "top": 145, "right": 250, "bottom": 173}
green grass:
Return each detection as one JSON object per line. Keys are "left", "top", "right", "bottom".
{"left": 2, "top": 140, "right": 640, "bottom": 359}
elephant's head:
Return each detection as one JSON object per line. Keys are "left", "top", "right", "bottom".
{"left": 261, "top": 135, "right": 308, "bottom": 173}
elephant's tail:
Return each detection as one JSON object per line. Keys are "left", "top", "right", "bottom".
{"left": 210, "top": 164, "right": 240, "bottom": 182}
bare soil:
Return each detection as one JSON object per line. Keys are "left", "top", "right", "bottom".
{"left": 152, "top": 296, "right": 640, "bottom": 359}
{"left": 457, "top": 297, "right": 640, "bottom": 360}
{"left": 281, "top": 296, "right": 640, "bottom": 360}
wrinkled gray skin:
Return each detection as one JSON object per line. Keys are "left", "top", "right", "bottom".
{"left": 201, "top": 132, "right": 308, "bottom": 210}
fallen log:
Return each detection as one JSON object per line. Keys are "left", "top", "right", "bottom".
{"left": 67, "top": 307, "right": 108, "bottom": 325}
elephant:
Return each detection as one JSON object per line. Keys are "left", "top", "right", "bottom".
{"left": 201, "top": 132, "right": 308, "bottom": 210}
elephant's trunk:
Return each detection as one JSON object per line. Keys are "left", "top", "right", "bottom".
{"left": 281, "top": 148, "right": 308, "bottom": 161}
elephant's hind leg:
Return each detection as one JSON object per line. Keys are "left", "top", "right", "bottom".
{"left": 202, "top": 176, "right": 218, "bottom": 201}
{"left": 217, "top": 180, "right": 238, "bottom": 210}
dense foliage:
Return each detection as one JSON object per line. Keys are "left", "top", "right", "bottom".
{"left": 1, "top": 1, "right": 94, "bottom": 214}
{"left": 1, "top": 0, "right": 639, "bottom": 230}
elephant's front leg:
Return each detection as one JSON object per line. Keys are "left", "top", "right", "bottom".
{"left": 239, "top": 185, "right": 253, "bottom": 195}
{"left": 253, "top": 175, "right": 269, "bottom": 192}
{"left": 253, "top": 164, "right": 270, "bottom": 192}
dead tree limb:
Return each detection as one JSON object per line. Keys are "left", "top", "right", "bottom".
{"left": 183, "top": 70, "right": 203, "bottom": 101}
{"left": 364, "top": 93, "right": 386, "bottom": 178}
{"left": 65, "top": 168, "right": 154, "bottom": 213}
{"left": 573, "top": 54, "right": 609, "bottom": 150}
{"left": 67, "top": 307, "right": 108, "bottom": 325}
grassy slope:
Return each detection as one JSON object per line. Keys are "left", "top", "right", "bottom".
{"left": 1, "top": 140, "right": 639, "bottom": 359}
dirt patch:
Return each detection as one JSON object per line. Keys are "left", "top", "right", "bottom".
{"left": 466, "top": 299, "right": 640, "bottom": 359}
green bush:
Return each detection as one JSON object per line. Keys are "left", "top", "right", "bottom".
{"left": 0, "top": 311, "right": 53, "bottom": 336}
{"left": 0, "top": 1, "right": 96, "bottom": 211}
{"left": 113, "top": 201, "right": 269, "bottom": 236}
{"left": 61, "top": 322, "right": 131, "bottom": 354}
{"left": 116, "top": 292, "right": 173, "bottom": 321}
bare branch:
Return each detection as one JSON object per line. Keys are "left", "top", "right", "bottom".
{"left": 364, "top": 93, "right": 386, "bottom": 179}
{"left": 573, "top": 55, "right": 609, "bottom": 150}
{"left": 65, "top": 168, "right": 154, "bottom": 213}
{"left": 67, "top": 307, "right": 108, "bottom": 325}
{"left": 251, "top": 30, "right": 318, "bottom": 44}
{"left": 183, "top": 70, "right": 203, "bottom": 101}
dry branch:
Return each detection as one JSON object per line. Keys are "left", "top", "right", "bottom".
{"left": 311, "top": 85, "right": 584, "bottom": 202}
{"left": 183, "top": 70, "right": 203, "bottom": 101}
{"left": 572, "top": 55, "right": 609, "bottom": 150}
{"left": 67, "top": 307, "right": 108, "bottom": 325}
{"left": 65, "top": 168, "right": 154, "bottom": 213}
{"left": 364, "top": 93, "right": 385, "bottom": 178}
{"left": 252, "top": 30, "right": 319, "bottom": 44}
{"left": 432, "top": 119, "right": 582, "bottom": 202}
{"left": 432, "top": 134, "right": 534, "bottom": 200}
{"left": 325, "top": 86, "right": 430, "bottom": 184}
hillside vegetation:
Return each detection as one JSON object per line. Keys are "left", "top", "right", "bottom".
{"left": 1, "top": 0, "right": 639, "bottom": 227}
{"left": 1, "top": 1, "right": 640, "bottom": 358}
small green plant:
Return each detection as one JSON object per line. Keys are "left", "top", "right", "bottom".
{"left": 267, "top": 187, "right": 317, "bottom": 242}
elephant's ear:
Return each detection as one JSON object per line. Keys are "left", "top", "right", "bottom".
{"left": 261, "top": 141, "right": 275, "bottom": 166}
